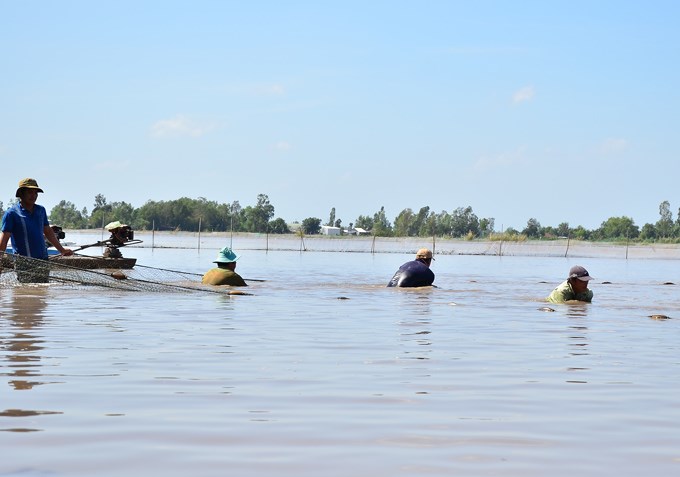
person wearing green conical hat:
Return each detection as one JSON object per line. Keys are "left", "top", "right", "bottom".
{"left": 202, "top": 246, "right": 247, "bottom": 286}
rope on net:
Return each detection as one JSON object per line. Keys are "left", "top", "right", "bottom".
{"left": 0, "top": 252, "right": 237, "bottom": 295}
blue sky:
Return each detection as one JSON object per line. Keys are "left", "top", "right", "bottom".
{"left": 2, "top": 1, "right": 679, "bottom": 231}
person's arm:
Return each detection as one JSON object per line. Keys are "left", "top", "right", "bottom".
{"left": 547, "top": 281, "right": 571, "bottom": 303}
{"left": 0, "top": 231, "right": 10, "bottom": 273}
{"left": 0, "top": 231, "right": 10, "bottom": 253}
{"left": 43, "top": 225, "right": 73, "bottom": 256}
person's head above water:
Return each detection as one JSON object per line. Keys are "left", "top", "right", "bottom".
{"left": 415, "top": 248, "right": 434, "bottom": 267}
{"left": 214, "top": 246, "right": 239, "bottom": 264}
{"left": 567, "top": 265, "right": 592, "bottom": 293}
{"left": 213, "top": 247, "right": 240, "bottom": 270}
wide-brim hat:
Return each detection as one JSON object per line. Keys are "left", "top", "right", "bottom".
{"left": 105, "top": 221, "right": 123, "bottom": 231}
{"left": 214, "top": 246, "right": 240, "bottom": 263}
{"left": 15, "top": 178, "right": 44, "bottom": 197}
{"left": 569, "top": 265, "right": 593, "bottom": 281}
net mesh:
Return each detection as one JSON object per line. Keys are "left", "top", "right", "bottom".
{"left": 0, "top": 252, "right": 231, "bottom": 294}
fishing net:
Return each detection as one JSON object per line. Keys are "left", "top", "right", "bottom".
{"left": 0, "top": 252, "right": 240, "bottom": 295}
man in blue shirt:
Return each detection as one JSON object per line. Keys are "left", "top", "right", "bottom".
{"left": 1, "top": 178, "right": 73, "bottom": 281}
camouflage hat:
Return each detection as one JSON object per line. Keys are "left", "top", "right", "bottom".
{"left": 15, "top": 178, "right": 44, "bottom": 197}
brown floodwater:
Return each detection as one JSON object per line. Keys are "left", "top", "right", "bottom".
{"left": 1, "top": 240, "right": 679, "bottom": 476}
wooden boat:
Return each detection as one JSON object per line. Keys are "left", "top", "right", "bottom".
{"left": 50, "top": 255, "right": 137, "bottom": 269}
{"left": 1, "top": 250, "right": 136, "bottom": 270}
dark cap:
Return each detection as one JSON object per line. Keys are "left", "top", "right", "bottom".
{"left": 569, "top": 265, "right": 593, "bottom": 281}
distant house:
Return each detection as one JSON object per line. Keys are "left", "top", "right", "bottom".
{"left": 321, "top": 225, "right": 341, "bottom": 236}
{"left": 346, "top": 227, "right": 370, "bottom": 236}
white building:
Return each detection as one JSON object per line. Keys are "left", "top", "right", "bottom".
{"left": 320, "top": 225, "right": 341, "bottom": 236}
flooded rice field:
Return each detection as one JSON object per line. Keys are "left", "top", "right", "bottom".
{"left": 1, "top": 233, "right": 679, "bottom": 476}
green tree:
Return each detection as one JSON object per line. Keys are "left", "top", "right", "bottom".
{"left": 435, "top": 210, "right": 452, "bottom": 236}
{"left": 596, "top": 216, "right": 639, "bottom": 240}
{"left": 414, "top": 206, "right": 432, "bottom": 236}
{"left": 88, "top": 194, "right": 112, "bottom": 228}
{"left": 109, "top": 201, "right": 137, "bottom": 227}
{"left": 354, "top": 215, "right": 373, "bottom": 231}
{"left": 327, "top": 207, "right": 336, "bottom": 227}
{"left": 227, "top": 201, "right": 243, "bottom": 232}
{"left": 479, "top": 217, "right": 495, "bottom": 237}
{"left": 268, "top": 218, "right": 290, "bottom": 234}
{"left": 571, "top": 225, "right": 590, "bottom": 240}
{"left": 243, "top": 194, "right": 275, "bottom": 233}
{"left": 301, "top": 217, "right": 321, "bottom": 234}
{"left": 49, "top": 200, "right": 88, "bottom": 229}
{"left": 450, "top": 206, "right": 479, "bottom": 237}
{"left": 372, "top": 206, "right": 392, "bottom": 236}
{"left": 556, "top": 222, "right": 570, "bottom": 237}
{"left": 656, "top": 200, "right": 673, "bottom": 238}
{"left": 522, "top": 218, "right": 542, "bottom": 238}
{"left": 639, "top": 223, "right": 657, "bottom": 241}
{"left": 393, "top": 208, "right": 415, "bottom": 236}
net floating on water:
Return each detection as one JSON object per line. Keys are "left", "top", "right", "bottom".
{"left": 0, "top": 252, "right": 226, "bottom": 294}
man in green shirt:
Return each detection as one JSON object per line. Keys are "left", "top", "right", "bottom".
{"left": 202, "top": 246, "right": 247, "bottom": 287}
{"left": 547, "top": 265, "right": 593, "bottom": 303}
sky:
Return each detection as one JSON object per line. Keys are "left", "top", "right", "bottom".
{"left": 1, "top": 1, "right": 679, "bottom": 231}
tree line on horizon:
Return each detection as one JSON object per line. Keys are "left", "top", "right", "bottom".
{"left": 1, "top": 195, "right": 679, "bottom": 243}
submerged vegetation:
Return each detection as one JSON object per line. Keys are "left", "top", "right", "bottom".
{"left": 1, "top": 195, "right": 679, "bottom": 244}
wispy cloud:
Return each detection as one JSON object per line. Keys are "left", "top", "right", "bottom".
{"left": 598, "top": 137, "right": 629, "bottom": 154}
{"left": 512, "top": 85, "right": 535, "bottom": 104}
{"left": 150, "top": 114, "right": 217, "bottom": 138}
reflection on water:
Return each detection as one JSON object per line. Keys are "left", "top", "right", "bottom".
{"left": 0, "top": 251, "right": 679, "bottom": 476}
{"left": 1, "top": 287, "right": 49, "bottom": 390}
{"left": 0, "top": 287, "right": 65, "bottom": 433}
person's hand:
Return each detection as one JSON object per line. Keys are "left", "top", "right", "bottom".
{"left": 60, "top": 248, "right": 74, "bottom": 257}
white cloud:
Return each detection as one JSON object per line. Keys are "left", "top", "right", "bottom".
{"left": 599, "top": 137, "right": 629, "bottom": 154}
{"left": 512, "top": 85, "right": 535, "bottom": 104}
{"left": 150, "top": 114, "right": 216, "bottom": 138}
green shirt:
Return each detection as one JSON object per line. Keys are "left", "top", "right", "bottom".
{"left": 202, "top": 268, "right": 248, "bottom": 287}
{"left": 547, "top": 280, "right": 593, "bottom": 303}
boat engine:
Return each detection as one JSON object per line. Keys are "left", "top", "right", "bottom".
{"left": 103, "top": 222, "right": 139, "bottom": 258}
{"left": 46, "top": 225, "right": 66, "bottom": 248}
